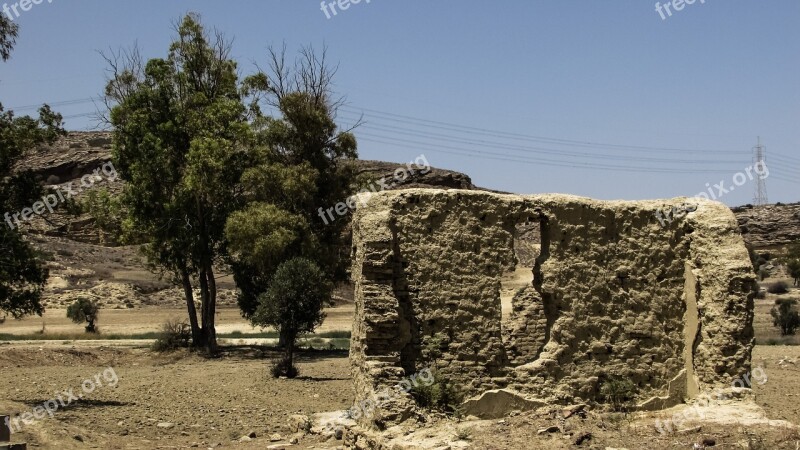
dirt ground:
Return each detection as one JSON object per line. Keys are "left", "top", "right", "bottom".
{"left": 0, "top": 346, "right": 352, "bottom": 449}
{"left": 1, "top": 269, "right": 799, "bottom": 449}
{"left": 0, "top": 345, "right": 798, "bottom": 450}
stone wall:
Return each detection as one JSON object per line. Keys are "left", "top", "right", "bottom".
{"left": 350, "top": 190, "right": 755, "bottom": 425}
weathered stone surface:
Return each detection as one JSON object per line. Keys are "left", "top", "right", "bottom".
{"left": 734, "top": 203, "right": 800, "bottom": 247}
{"left": 350, "top": 190, "right": 755, "bottom": 425}
{"left": 461, "top": 389, "right": 545, "bottom": 419}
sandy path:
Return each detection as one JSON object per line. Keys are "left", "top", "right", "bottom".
{"left": 1, "top": 305, "right": 355, "bottom": 336}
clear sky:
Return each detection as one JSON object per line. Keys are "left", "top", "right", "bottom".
{"left": 1, "top": 0, "right": 798, "bottom": 205}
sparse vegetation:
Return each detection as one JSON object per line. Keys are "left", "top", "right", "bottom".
{"left": 250, "top": 258, "right": 332, "bottom": 378}
{"left": 66, "top": 298, "right": 99, "bottom": 333}
{"left": 767, "top": 281, "right": 790, "bottom": 295}
{"left": 151, "top": 319, "right": 192, "bottom": 352}
{"left": 788, "top": 258, "right": 800, "bottom": 287}
{"left": 0, "top": 15, "right": 64, "bottom": 319}
{"left": 599, "top": 377, "right": 638, "bottom": 412}
{"left": 102, "top": 14, "right": 256, "bottom": 353}
{"left": 771, "top": 298, "right": 800, "bottom": 336}
{"left": 410, "top": 371, "right": 463, "bottom": 415}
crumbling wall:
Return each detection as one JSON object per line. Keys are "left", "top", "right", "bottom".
{"left": 350, "top": 190, "right": 754, "bottom": 425}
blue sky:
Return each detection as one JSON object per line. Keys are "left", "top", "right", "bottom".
{"left": 1, "top": 0, "right": 798, "bottom": 205}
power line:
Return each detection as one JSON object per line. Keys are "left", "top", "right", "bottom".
{"left": 340, "top": 105, "right": 750, "bottom": 156}
{"left": 350, "top": 120, "right": 750, "bottom": 166}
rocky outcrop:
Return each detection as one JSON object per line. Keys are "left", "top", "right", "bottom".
{"left": 734, "top": 203, "right": 800, "bottom": 248}
{"left": 350, "top": 190, "right": 755, "bottom": 426}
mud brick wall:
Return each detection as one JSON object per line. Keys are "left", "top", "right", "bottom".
{"left": 350, "top": 190, "right": 755, "bottom": 425}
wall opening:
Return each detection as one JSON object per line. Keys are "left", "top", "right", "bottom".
{"left": 501, "top": 216, "right": 548, "bottom": 366}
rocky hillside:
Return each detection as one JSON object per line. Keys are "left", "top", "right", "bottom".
{"left": 11, "top": 132, "right": 798, "bottom": 310}
{"left": 12, "top": 132, "right": 479, "bottom": 309}
{"left": 733, "top": 203, "right": 800, "bottom": 248}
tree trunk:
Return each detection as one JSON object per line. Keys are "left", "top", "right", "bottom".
{"left": 180, "top": 267, "right": 202, "bottom": 346}
{"left": 198, "top": 268, "right": 215, "bottom": 354}
{"left": 278, "top": 328, "right": 289, "bottom": 348}
{"left": 285, "top": 332, "right": 296, "bottom": 377}
{"left": 205, "top": 265, "right": 218, "bottom": 353}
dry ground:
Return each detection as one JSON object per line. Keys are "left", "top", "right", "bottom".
{"left": 0, "top": 345, "right": 798, "bottom": 449}
{"left": 1, "top": 267, "right": 799, "bottom": 449}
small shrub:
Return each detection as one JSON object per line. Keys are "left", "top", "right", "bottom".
{"left": 411, "top": 373, "right": 463, "bottom": 415}
{"left": 759, "top": 268, "right": 769, "bottom": 281}
{"left": 66, "top": 298, "right": 99, "bottom": 333}
{"left": 152, "top": 319, "right": 191, "bottom": 352}
{"left": 599, "top": 377, "right": 638, "bottom": 412}
{"left": 771, "top": 299, "right": 800, "bottom": 336}
{"left": 269, "top": 356, "right": 299, "bottom": 378}
{"left": 788, "top": 259, "right": 800, "bottom": 286}
{"left": 768, "top": 282, "right": 790, "bottom": 295}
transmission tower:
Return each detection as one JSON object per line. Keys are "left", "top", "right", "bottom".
{"left": 752, "top": 136, "right": 769, "bottom": 206}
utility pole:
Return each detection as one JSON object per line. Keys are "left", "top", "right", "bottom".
{"left": 753, "top": 136, "right": 769, "bottom": 206}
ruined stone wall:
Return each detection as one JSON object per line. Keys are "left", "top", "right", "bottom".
{"left": 350, "top": 190, "right": 755, "bottom": 425}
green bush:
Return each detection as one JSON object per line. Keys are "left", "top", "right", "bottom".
{"left": 771, "top": 299, "right": 800, "bottom": 336}
{"left": 788, "top": 259, "right": 800, "bottom": 286}
{"left": 410, "top": 373, "right": 463, "bottom": 415}
{"left": 599, "top": 377, "right": 638, "bottom": 412}
{"left": 66, "top": 298, "right": 99, "bottom": 333}
{"left": 768, "top": 281, "right": 790, "bottom": 295}
{"left": 152, "top": 319, "right": 192, "bottom": 352}
{"left": 251, "top": 258, "right": 332, "bottom": 378}
{"left": 270, "top": 357, "right": 299, "bottom": 378}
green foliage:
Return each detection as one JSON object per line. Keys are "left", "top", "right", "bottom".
{"left": 0, "top": 20, "right": 63, "bottom": 319}
{"left": 599, "top": 377, "right": 638, "bottom": 412}
{"left": 226, "top": 46, "right": 358, "bottom": 319}
{"left": 152, "top": 319, "right": 192, "bottom": 352}
{"left": 767, "top": 281, "right": 790, "bottom": 295}
{"left": 788, "top": 243, "right": 800, "bottom": 261}
{"left": 421, "top": 333, "right": 448, "bottom": 362}
{"left": 270, "top": 356, "right": 299, "bottom": 378}
{"left": 79, "top": 188, "right": 135, "bottom": 244}
{"left": 104, "top": 13, "right": 257, "bottom": 351}
{"left": 251, "top": 258, "right": 332, "bottom": 377}
{"left": 66, "top": 298, "right": 99, "bottom": 333}
{"left": 787, "top": 259, "right": 800, "bottom": 287}
{"left": 771, "top": 299, "right": 800, "bottom": 336}
{"left": 410, "top": 372, "right": 463, "bottom": 415}
{"left": 0, "top": 13, "right": 17, "bottom": 61}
